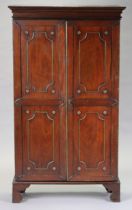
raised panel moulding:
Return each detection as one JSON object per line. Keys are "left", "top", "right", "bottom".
{"left": 79, "top": 32, "right": 106, "bottom": 92}
{"left": 24, "top": 31, "right": 54, "bottom": 93}
{"left": 27, "top": 111, "right": 55, "bottom": 170}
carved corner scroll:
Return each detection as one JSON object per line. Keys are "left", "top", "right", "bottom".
{"left": 25, "top": 110, "right": 56, "bottom": 171}
{"left": 24, "top": 30, "right": 55, "bottom": 94}
{"left": 77, "top": 31, "right": 107, "bottom": 94}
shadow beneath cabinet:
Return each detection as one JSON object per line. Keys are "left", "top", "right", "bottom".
{"left": 24, "top": 191, "right": 107, "bottom": 202}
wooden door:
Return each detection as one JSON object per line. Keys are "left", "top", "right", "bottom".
{"left": 14, "top": 20, "right": 66, "bottom": 181}
{"left": 67, "top": 21, "right": 118, "bottom": 181}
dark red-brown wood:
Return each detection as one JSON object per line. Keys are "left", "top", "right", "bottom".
{"left": 9, "top": 6, "right": 125, "bottom": 203}
{"left": 9, "top": 6, "right": 125, "bottom": 20}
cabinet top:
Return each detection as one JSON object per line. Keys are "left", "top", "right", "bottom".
{"left": 8, "top": 6, "right": 125, "bottom": 20}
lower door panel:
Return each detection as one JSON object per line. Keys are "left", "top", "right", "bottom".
{"left": 68, "top": 106, "right": 114, "bottom": 181}
{"left": 21, "top": 105, "right": 66, "bottom": 181}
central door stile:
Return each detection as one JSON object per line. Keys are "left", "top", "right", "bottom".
{"left": 56, "top": 21, "right": 67, "bottom": 180}
{"left": 65, "top": 21, "right": 68, "bottom": 180}
{"left": 67, "top": 21, "right": 74, "bottom": 180}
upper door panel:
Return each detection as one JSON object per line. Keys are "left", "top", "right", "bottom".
{"left": 72, "top": 21, "right": 112, "bottom": 99}
{"left": 20, "top": 20, "right": 65, "bottom": 99}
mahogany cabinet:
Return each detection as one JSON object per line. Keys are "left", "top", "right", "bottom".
{"left": 9, "top": 6, "right": 125, "bottom": 203}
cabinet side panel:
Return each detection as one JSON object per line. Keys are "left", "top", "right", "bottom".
{"left": 111, "top": 22, "right": 120, "bottom": 178}
{"left": 13, "top": 21, "right": 23, "bottom": 178}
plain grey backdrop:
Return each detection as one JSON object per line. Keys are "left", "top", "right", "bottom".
{"left": 0, "top": 0, "right": 131, "bottom": 209}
